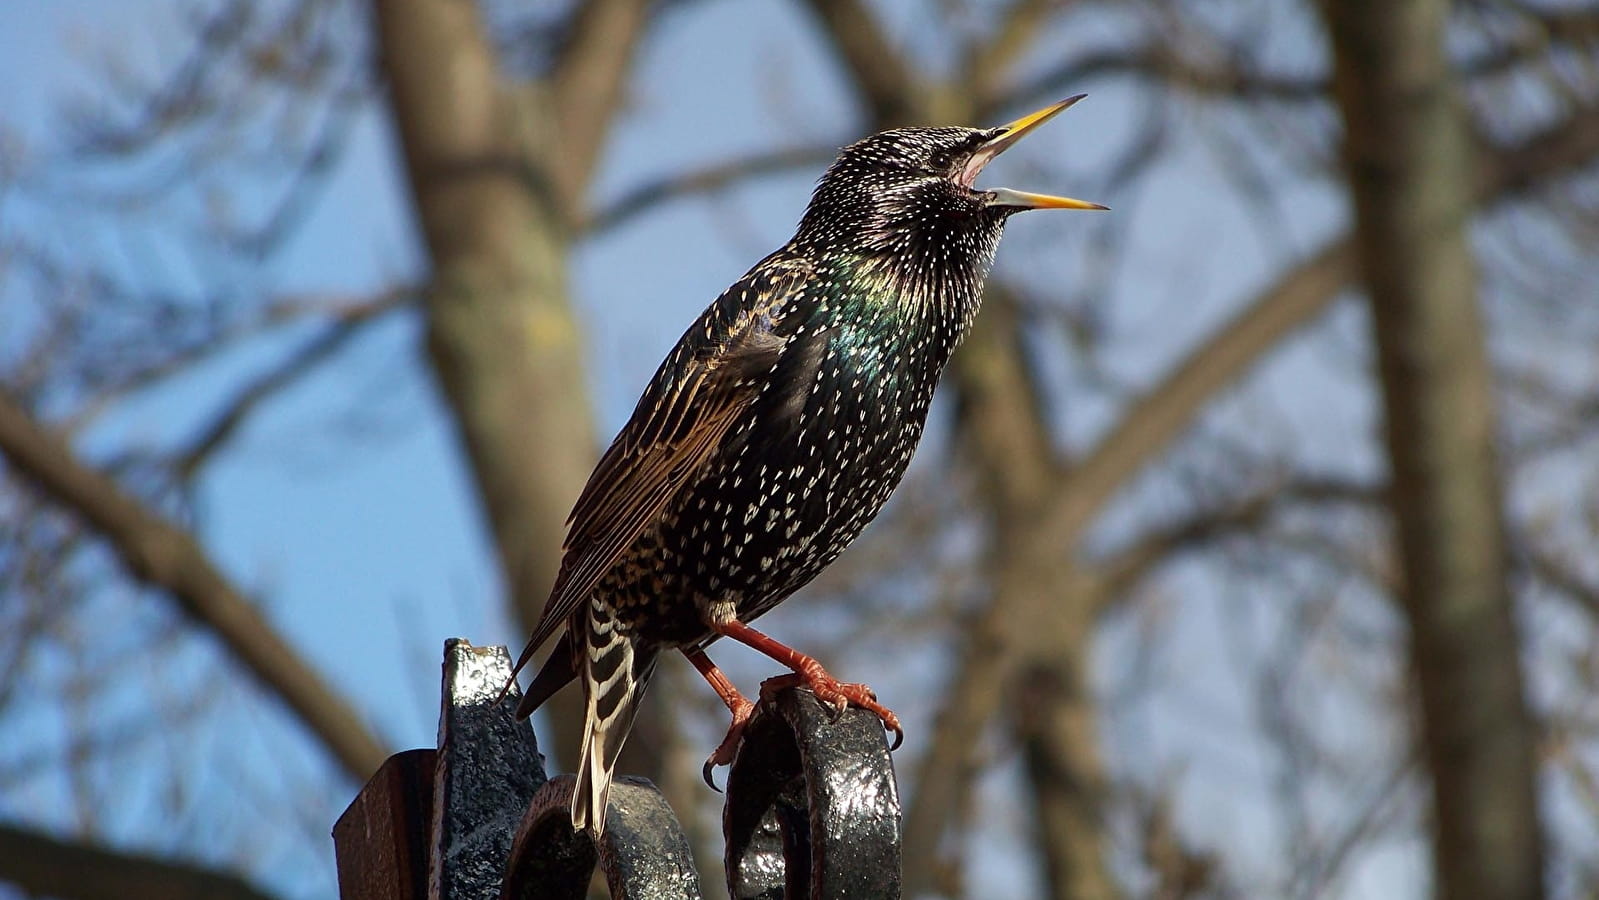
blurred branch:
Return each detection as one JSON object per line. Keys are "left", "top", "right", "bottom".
{"left": 1038, "top": 97, "right": 1599, "bottom": 557}
{"left": 798, "top": 0, "right": 925, "bottom": 125}
{"left": 903, "top": 85, "right": 1599, "bottom": 889}
{"left": 64, "top": 0, "right": 255, "bottom": 157}
{"left": 227, "top": 76, "right": 370, "bottom": 258}
{"left": 997, "top": 94, "right": 1599, "bottom": 603}
{"left": 1097, "top": 477, "right": 1381, "bottom": 603}
{"left": 174, "top": 286, "right": 414, "bottom": 476}
{"left": 953, "top": 285, "right": 1064, "bottom": 510}
{"left": 1039, "top": 240, "right": 1355, "bottom": 546}
{"left": 1521, "top": 538, "right": 1599, "bottom": 621}
{"left": 1479, "top": 100, "right": 1599, "bottom": 196}
{"left": 0, "top": 821, "right": 279, "bottom": 900}
{"left": 1501, "top": 364, "right": 1599, "bottom": 458}
{"left": 964, "top": 0, "right": 1057, "bottom": 100}
{"left": 1286, "top": 758, "right": 1416, "bottom": 899}
{"left": 1133, "top": 781, "right": 1223, "bottom": 900}
{"left": 996, "top": 7, "right": 1599, "bottom": 119}
{"left": 56, "top": 0, "right": 360, "bottom": 227}
{"left": 0, "top": 390, "right": 390, "bottom": 780}
{"left": 51, "top": 288, "right": 406, "bottom": 436}
{"left": 1463, "top": 6, "right": 1599, "bottom": 87}
{"left": 549, "top": 0, "right": 652, "bottom": 195}
{"left": 585, "top": 143, "right": 841, "bottom": 233}
{"left": 999, "top": 44, "right": 1326, "bottom": 118}
{"left": 0, "top": 665, "right": 212, "bottom": 791}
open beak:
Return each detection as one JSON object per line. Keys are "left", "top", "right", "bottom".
{"left": 962, "top": 94, "right": 1108, "bottom": 212}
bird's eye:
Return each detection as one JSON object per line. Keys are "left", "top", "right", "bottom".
{"left": 925, "top": 149, "right": 957, "bottom": 173}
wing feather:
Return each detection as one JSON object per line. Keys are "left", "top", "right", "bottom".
{"left": 508, "top": 256, "right": 814, "bottom": 680}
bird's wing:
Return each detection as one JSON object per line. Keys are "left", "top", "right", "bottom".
{"left": 509, "top": 255, "right": 814, "bottom": 679}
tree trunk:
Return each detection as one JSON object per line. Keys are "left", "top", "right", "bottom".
{"left": 371, "top": 0, "right": 594, "bottom": 654}
{"left": 370, "top": 0, "right": 666, "bottom": 782}
{"left": 1318, "top": 1, "right": 1545, "bottom": 897}
{"left": 1011, "top": 577, "right": 1119, "bottom": 900}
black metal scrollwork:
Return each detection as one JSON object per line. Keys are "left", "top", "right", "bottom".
{"left": 723, "top": 689, "right": 902, "bottom": 900}
{"left": 501, "top": 775, "right": 703, "bottom": 900}
{"left": 334, "top": 641, "right": 902, "bottom": 900}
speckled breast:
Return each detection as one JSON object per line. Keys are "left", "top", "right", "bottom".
{"left": 627, "top": 311, "right": 951, "bottom": 648}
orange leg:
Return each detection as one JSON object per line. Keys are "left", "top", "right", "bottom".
{"left": 683, "top": 648, "right": 756, "bottom": 788}
{"left": 712, "top": 619, "right": 903, "bottom": 750}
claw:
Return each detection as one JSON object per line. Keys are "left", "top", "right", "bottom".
{"left": 700, "top": 694, "right": 756, "bottom": 792}
{"left": 886, "top": 722, "right": 904, "bottom": 752}
{"left": 683, "top": 649, "right": 757, "bottom": 794}
{"left": 763, "top": 671, "right": 903, "bottom": 750}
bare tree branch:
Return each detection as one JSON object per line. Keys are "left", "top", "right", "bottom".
{"left": 1520, "top": 537, "right": 1599, "bottom": 621}
{"left": 1479, "top": 101, "right": 1599, "bottom": 197}
{"left": 63, "top": 0, "right": 255, "bottom": 158}
{"left": 798, "top": 0, "right": 926, "bottom": 125}
{"left": 174, "top": 286, "right": 413, "bottom": 476}
{"left": 47, "top": 287, "right": 413, "bottom": 437}
{"left": 1097, "top": 477, "right": 1381, "bottom": 602}
{"left": 550, "top": 0, "right": 653, "bottom": 199}
{"left": 964, "top": 0, "right": 1058, "bottom": 101}
{"left": 997, "top": 7, "right": 1599, "bottom": 119}
{"left": 1040, "top": 99, "right": 1599, "bottom": 564}
{"left": 1285, "top": 758, "right": 1416, "bottom": 899}
{"left": 1040, "top": 242, "right": 1353, "bottom": 546}
{"left": 1000, "top": 44, "right": 1326, "bottom": 118}
{"left": 585, "top": 143, "right": 841, "bottom": 233}
{"left": 902, "top": 97, "right": 1599, "bottom": 889}
{"left": 952, "top": 286, "right": 1064, "bottom": 513}
{"left": 0, "top": 390, "right": 390, "bottom": 780}
{"left": 0, "top": 822, "right": 279, "bottom": 900}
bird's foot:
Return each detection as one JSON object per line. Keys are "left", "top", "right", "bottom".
{"left": 760, "top": 670, "right": 904, "bottom": 751}
{"left": 684, "top": 648, "right": 760, "bottom": 789}
{"left": 702, "top": 694, "right": 757, "bottom": 790}
{"left": 712, "top": 618, "right": 904, "bottom": 750}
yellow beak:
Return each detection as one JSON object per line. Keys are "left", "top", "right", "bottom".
{"left": 966, "top": 95, "right": 1108, "bottom": 212}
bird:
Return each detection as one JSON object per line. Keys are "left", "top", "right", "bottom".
{"left": 507, "top": 96, "right": 1105, "bottom": 838}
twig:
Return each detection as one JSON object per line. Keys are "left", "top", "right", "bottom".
{"left": 174, "top": 286, "right": 413, "bottom": 475}
{"left": 585, "top": 143, "right": 840, "bottom": 233}
{"left": 0, "top": 389, "right": 390, "bottom": 780}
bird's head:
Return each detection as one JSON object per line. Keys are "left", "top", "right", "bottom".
{"left": 797, "top": 95, "right": 1106, "bottom": 264}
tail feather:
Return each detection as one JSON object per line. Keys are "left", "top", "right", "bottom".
{"left": 572, "top": 604, "right": 657, "bottom": 837}
{"left": 514, "top": 636, "right": 579, "bottom": 720}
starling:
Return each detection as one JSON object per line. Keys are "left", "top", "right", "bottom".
{"left": 509, "top": 96, "right": 1105, "bottom": 837}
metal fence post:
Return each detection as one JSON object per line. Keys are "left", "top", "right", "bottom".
{"left": 334, "top": 639, "right": 903, "bottom": 899}
{"left": 432, "top": 640, "right": 548, "bottom": 898}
